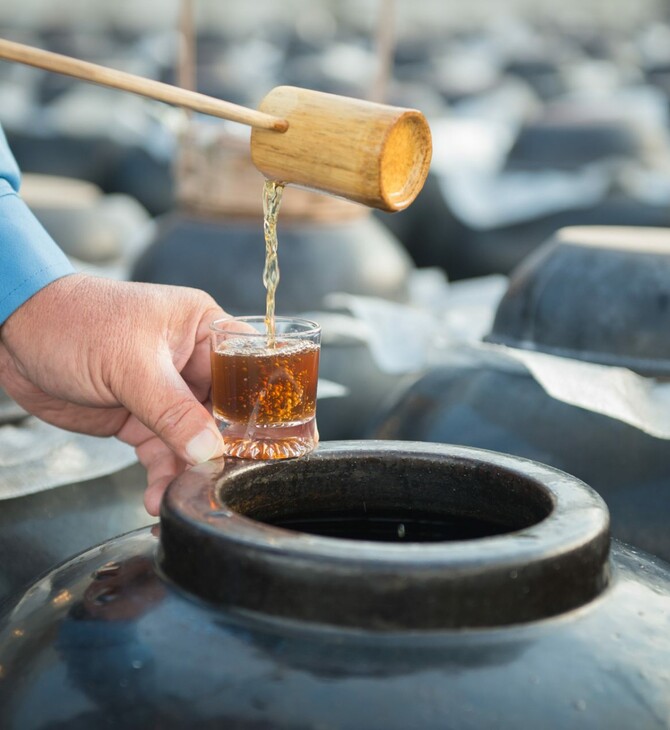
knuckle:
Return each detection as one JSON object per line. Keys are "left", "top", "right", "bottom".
{"left": 151, "top": 395, "right": 196, "bottom": 436}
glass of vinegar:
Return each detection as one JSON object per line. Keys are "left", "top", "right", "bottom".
{"left": 210, "top": 316, "right": 321, "bottom": 460}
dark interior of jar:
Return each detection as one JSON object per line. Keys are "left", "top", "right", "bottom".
{"left": 220, "top": 454, "right": 555, "bottom": 543}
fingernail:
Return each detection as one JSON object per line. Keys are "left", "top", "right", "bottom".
{"left": 186, "top": 428, "right": 224, "bottom": 464}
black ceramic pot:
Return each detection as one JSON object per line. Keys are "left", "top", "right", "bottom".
{"left": 486, "top": 225, "right": 670, "bottom": 373}
{"left": 5, "top": 130, "right": 121, "bottom": 188}
{"left": 374, "top": 170, "right": 466, "bottom": 273}
{"left": 503, "top": 57, "right": 565, "bottom": 100}
{"left": 2, "top": 442, "right": 670, "bottom": 729}
{"left": 507, "top": 117, "right": 645, "bottom": 171}
{"left": 370, "top": 364, "right": 670, "bottom": 561}
{"left": 5, "top": 132, "right": 173, "bottom": 216}
{"left": 0, "top": 463, "right": 151, "bottom": 605}
{"left": 131, "top": 211, "right": 413, "bottom": 313}
{"left": 377, "top": 176, "right": 670, "bottom": 282}
{"left": 454, "top": 196, "right": 670, "bottom": 280}
{"left": 104, "top": 144, "right": 174, "bottom": 217}
{"left": 644, "top": 61, "right": 670, "bottom": 99}
{"left": 370, "top": 226, "right": 670, "bottom": 560}
{"left": 380, "top": 94, "right": 670, "bottom": 281}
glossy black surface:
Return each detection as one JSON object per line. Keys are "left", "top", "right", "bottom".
{"left": 0, "top": 439, "right": 669, "bottom": 729}
{"left": 370, "top": 365, "right": 670, "bottom": 562}
{"left": 268, "top": 508, "right": 511, "bottom": 542}
{"left": 486, "top": 228, "right": 670, "bottom": 374}
{"left": 0, "top": 464, "right": 151, "bottom": 606}
{"left": 371, "top": 225, "right": 670, "bottom": 562}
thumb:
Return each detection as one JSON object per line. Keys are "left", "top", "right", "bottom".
{"left": 122, "top": 351, "right": 224, "bottom": 465}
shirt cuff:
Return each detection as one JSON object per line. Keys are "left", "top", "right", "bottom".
{"left": 0, "top": 180, "right": 75, "bottom": 325}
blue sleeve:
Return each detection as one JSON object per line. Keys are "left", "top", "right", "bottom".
{"left": 0, "top": 125, "right": 75, "bottom": 325}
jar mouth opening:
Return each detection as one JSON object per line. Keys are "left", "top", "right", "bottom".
{"left": 224, "top": 455, "right": 554, "bottom": 544}
{"left": 161, "top": 442, "right": 610, "bottom": 629}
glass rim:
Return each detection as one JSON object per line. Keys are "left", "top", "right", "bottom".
{"left": 210, "top": 315, "right": 321, "bottom": 337}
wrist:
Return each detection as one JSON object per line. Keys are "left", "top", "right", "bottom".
{"left": 1, "top": 273, "right": 88, "bottom": 346}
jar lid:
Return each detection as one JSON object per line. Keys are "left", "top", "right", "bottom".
{"left": 486, "top": 226, "right": 670, "bottom": 376}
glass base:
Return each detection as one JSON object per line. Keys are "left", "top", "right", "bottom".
{"left": 216, "top": 418, "right": 318, "bottom": 460}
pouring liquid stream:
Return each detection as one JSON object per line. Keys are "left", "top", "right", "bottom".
{"left": 262, "top": 180, "right": 285, "bottom": 347}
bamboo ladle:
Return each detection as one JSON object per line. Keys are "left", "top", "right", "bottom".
{"left": 0, "top": 38, "right": 431, "bottom": 212}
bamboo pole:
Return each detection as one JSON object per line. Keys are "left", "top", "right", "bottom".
{"left": 177, "top": 0, "right": 197, "bottom": 95}
{"left": 0, "top": 37, "right": 288, "bottom": 132}
{"left": 370, "top": 0, "right": 396, "bottom": 104}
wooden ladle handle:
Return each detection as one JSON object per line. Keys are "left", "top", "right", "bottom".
{"left": 0, "top": 38, "right": 287, "bottom": 131}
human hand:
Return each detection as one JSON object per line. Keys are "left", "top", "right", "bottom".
{"left": 0, "top": 273, "right": 227, "bottom": 515}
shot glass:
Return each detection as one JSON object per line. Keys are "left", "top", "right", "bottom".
{"left": 210, "top": 316, "right": 321, "bottom": 460}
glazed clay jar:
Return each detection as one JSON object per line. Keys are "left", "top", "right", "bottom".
{"left": 1, "top": 441, "right": 670, "bottom": 729}
{"left": 372, "top": 226, "right": 670, "bottom": 562}
{"left": 132, "top": 138, "right": 414, "bottom": 313}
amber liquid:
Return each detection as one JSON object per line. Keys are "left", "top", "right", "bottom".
{"left": 211, "top": 339, "right": 319, "bottom": 425}
{"left": 262, "top": 180, "right": 284, "bottom": 346}
{"left": 211, "top": 336, "right": 319, "bottom": 459}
